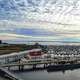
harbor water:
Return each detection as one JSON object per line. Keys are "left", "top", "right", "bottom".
{"left": 12, "top": 68, "right": 80, "bottom": 80}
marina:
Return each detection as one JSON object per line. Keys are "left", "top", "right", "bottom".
{"left": 0, "top": 0, "right": 80, "bottom": 80}
{"left": 1, "top": 45, "right": 80, "bottom": 80}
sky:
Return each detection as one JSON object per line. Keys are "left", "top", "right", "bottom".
{"left": 0, "top": 0, "right": 80, "bottom": 45}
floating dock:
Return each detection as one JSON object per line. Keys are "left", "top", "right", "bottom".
{"left": 47, "top": 63, "right": 80, "bottom": 72}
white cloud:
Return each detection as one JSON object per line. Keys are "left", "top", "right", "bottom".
{"left": 0, "top": 0, "right": 80, "bottom": 44}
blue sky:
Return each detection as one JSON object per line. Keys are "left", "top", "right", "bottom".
{"left": 0, "top": 0, "right": 80, "bottom": 45}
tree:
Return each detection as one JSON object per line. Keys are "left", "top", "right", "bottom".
{"left": 0, "top": 40, "right": 2, "bottom": 44}
{"left": 34, "top": 42, "right": 40, "bottom": 48}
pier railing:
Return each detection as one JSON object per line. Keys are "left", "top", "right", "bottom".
{"left": 0, "top": 53, "right": 80, "bottom": 71}
{"left": 0, "top": 55, "right": 80, "bottom": 67}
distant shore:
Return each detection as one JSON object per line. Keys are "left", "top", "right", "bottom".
{"left": 0, "top": 43, "right": 80, "bottom": 55}
{"left": 0, "top": 44, "right": 38, "bottom": 55}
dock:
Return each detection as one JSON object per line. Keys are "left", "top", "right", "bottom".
{"left": 0, "top": 68, "right": 22, "bottom": 80}
{"left": 0, "top": 48, "right": 80, "bottom": 73}
{"left": 0, "top": 57, "right": 80, "bottom": 71}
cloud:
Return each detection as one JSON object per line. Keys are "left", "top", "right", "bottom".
{"left": 0, "top": 0, "right": 80, "bottom": 44}
{"left": 0, "top": 33, "right": 32, "bottom": 40}
{"left": 0, "top": 20, "right": 80, "bottom": 32}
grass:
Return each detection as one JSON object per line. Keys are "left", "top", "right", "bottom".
{"left": 0, "top": 44, "right": 42, "bottom": 55}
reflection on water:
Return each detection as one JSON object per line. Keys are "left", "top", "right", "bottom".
{"left": 12, "top": 68, "right": 80, "bottom": 80}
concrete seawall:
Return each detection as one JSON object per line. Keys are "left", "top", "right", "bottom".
{"left": 0, "top": 68, "right": 22, "bottom": 80}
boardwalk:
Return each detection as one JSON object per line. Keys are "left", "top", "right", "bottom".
{"left": 0, "top": 57, "right": 80, "bottom": 70}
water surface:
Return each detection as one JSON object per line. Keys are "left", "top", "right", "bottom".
{"left": 13, "top": 69, "right": 80, "bottom": 80}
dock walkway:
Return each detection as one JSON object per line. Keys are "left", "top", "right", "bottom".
{"left": 0, "top": 57, "right": 79, "bottom": 71}
{"left": 0, "top": 68, "right": 22, "bottom": 80}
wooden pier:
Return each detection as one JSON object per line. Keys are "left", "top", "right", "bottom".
{"left": 0, "top": 57, "right": 80, "bottom": 71}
